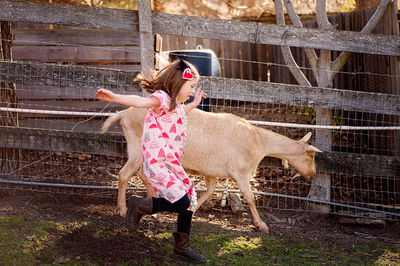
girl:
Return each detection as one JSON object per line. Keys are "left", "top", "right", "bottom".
{"left": 96, "top": 59, "right": 207, "bottom": 263}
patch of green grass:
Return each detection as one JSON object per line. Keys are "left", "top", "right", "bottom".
{"left": 374, "top": 249, "right": 400, "bottom": 265}
{"left": 1, "top": 213, "right": 399, "bottom": 265}
{"left": 0, "top": 214, "right": 97, "bottom": 265}
{"left": 183, "top": 223, "right": 400, "bottom": 266}
{"left": 0, "top": 215, "right": 55, "bottom": 265}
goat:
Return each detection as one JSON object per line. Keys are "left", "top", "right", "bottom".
{"left": 102, "top": 107, "right": 322, "bottom": 233}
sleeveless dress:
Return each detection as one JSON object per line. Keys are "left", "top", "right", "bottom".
{"left": 141, "top": 90, "right": 197, "bottom": 211}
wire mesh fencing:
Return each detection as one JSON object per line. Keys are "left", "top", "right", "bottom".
{"left": 0, "top": 20, "right": 399, "bottom": 221}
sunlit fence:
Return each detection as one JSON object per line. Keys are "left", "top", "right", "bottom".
{"left": 0, "top": 0, "right": 399, "bottom": 221}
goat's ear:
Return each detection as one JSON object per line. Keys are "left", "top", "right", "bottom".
{"left": 282, "top": 159, "right": 289, "bottom": 169}
{"left": 307, "top": 145, "right": 322, "bottom": 153}
{"left": 300, "top": 132, "right": 312, "bottom": 143}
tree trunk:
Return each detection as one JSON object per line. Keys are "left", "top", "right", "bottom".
{"left": 0, "top": 21, "right": 19, "bottom": 175}
{"left": 307, "top": 46, "right": 334, "bottom": 213}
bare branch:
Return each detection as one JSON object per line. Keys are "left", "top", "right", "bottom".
{"left": 332, "top": 0, "right": 393, "bottom": 73}
{"left": 316, "top": 0, "right": 334, "bottom": 30}
{"left": 331, "top": 52, "right": 352, "bottom": 76}
{"left": 274, "top": 0, "right": 285, "bottom": 31}
{"left": 315, "top": 0, "right": 334, "bottom": 86}
{"left": 275, "top": 0, "right": 311, "bottom": 87}
{"left": 361, "top": 0, "right": 392, "bottom": 33}
{"left": 283, "top": 0, "right": 318, "bottom": 73}
{"left": 318, "top": 51, "right": 334, "bottom": 87}
{"left": 282, "top": 0, "right": 302, "bottom": 27}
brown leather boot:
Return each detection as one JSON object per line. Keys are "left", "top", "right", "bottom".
{"left": 173, "top": 232, "right": 206, "bottom": 263}
{"left": 125, "top": 196, "right": 153, "bottom": 230}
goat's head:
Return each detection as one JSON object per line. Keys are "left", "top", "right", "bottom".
{"left": 282, "top": 132, "right": 322, "bottom": 180}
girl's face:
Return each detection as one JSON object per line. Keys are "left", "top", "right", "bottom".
{"left": 176, "top": 77, "right": 199, "bottom": 103}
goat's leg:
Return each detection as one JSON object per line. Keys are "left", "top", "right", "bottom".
{"left": 118, "top": 159, "right": 141, "bottom": 217}
{"left": 138, "top": 167, "right": 156, "bottom": 197}
{"left": 195, "top": 176, "right": 217, "bottom": 212}
{"left": 235, "top": 177, "right": 269, "bottom": 233}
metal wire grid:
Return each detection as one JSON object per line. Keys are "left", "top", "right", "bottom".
{"left": 0, "top": 33, "right": 399, "bottom": 220}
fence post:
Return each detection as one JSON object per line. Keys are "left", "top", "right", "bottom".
{"left": 0, "top": 21, "right": 20, "bottom": 174}
{"left": 390, "top": 0, "right": 400, "bottom": 207}
{"left": 138, "top": 0, "right": 154, "bottom": 77}
{"left": 307, "top": 109, "right": 332, "bottom": 213}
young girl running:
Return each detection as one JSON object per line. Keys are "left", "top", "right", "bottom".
{"left": 96, "top": 59, "right": 207, "bottom": 263}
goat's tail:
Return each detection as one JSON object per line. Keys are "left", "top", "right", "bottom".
{"left": 101, "top": 111, "right": 123, "bottom": 133}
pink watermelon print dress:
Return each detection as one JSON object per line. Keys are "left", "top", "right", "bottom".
{"left": 142, "top": 90, "right": 197, "bottom": 211}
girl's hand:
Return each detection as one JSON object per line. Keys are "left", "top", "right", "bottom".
{"left": 192, "top": 86, "right": 207, "bottom": 106}
{"left": 96, "top": 88, "right": 115, "bottom": 102}
{"left": 184, "top": 86, "right": 207, "bottom": 114}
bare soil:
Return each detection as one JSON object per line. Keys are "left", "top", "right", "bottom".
{"left": 1, "top": 152, "right": 399, "bottom": 264}
{"left": 1, "top": 190, "right": 399, "bottom": 264}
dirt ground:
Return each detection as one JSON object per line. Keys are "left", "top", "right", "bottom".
{"left": 1, "top": 190, "right": 399, "bottom": 264}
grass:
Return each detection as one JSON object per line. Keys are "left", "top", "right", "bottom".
{"left": 0, "top": 213, "right": 399, "bottom": 265}
{"left": 0, "top": 215, "right": 85, "bottom": 265}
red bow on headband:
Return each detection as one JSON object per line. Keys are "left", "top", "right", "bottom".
{"left": 182, "top": 68, "right": 194, "bottom": 80}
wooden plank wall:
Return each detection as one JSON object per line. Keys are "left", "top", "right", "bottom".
{"left": 10, "top": 20, "right": 142, "bottom": 132}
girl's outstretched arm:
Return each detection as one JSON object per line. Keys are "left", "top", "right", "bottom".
{"left": 183, "top": 86, "right": 207, "bottom": 114}
{"left": 96, "top": 88, "right": 160, "bottom": 109}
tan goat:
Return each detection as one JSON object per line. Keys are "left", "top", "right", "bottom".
{"left": 102, "top": 107, "right": 322, "bottom": 233}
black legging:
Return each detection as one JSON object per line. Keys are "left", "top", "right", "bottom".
{"left": 152, "top": 194, "right": 193, "bottom": 235}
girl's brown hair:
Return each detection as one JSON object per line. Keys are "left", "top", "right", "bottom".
{"left": 134, "top": 59, "right": 199, "bottom": 112}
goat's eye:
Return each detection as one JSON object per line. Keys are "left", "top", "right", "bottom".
{"left": 306, "top": 151, "right": 314, "bottom": 157}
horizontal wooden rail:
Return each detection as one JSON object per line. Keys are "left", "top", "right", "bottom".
{"left": 13, "top": 46, "right": 141, "bottom": 63}
{"left": 201, "top": 77, "right": 400, "bottom": 116}
{"left": 260, "top": 152, "right": 399, "bottom": 178}
{"left": 152, "top": 12, "right": 400, "bottom": 57}
{"left": 0, "top": 61, "right": 140, "bottom": 92}
{"left": 0, "top": 0, "right": 138, "bottom": 30}
{"left": 0, "top": 126, "right": 125, "bottom": 157}
{"left": 0, "top": 0, "right": 399, "bottom": 56}
{"left": 0, "top": 127, "right": 398, "bottom": 178}
{"left": 13, "top": 28, "right": 140, "bottom": 46}
{"left": 1, "top": 61, "right": 399, "bottom": 115}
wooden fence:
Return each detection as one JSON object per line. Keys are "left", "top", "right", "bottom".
{"left": 159, "top": 6, "right": 400, "bottom": 158}
{"left": 0, "top": 0, "right": 399, "bottom": 217}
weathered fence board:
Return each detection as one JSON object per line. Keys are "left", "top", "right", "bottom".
{"left": 14, "top": 85, "right": 104, "bottom": 100}
{"left": 88, "top": 65, "right": 141, "bottom": 71}
{"left": 15, "top": 84, "right": 140, "bottom": 100}
{"left": 13, "top": 46, "right": 141, "bottom": 62}
{"left": 0, "top": 127, "right": 125, "bottom": 157}
{"left": 14, "top": 28, "right": 140, "bottom": 46}
{"left": 0, "top": 61, "right": 139, "bottom": 91}
{"left": 151, "top": 12, "right": 400, "bottom": 56}
{"left": 0, "top": 127, "right": 397, "bottom": 178}
{"left": 0, "top": 0, "right": 139, "bottom": 30}
{"left": 262, "top": 152, "right": 400, "bottom": 178}
{"left": 1, "top": 61, "right": 399, "bottom": 116}
{"left": 18, "top": 119, "right": 121, "bottom": 133}
{"left": 201, "top": 77, "right": 400, "bottom": 116}
{"left": 17, "top": 100, "right": 123, "bottom": 114}
{"left": 1, "top": 0, "right": 399, "bottom": 56}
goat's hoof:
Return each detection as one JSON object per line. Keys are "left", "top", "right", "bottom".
{"left": 259, "top": 224, "right": 270, "bottom": 234}
{"left": 119, "top": 207, "right": 127, "bottom": 218}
